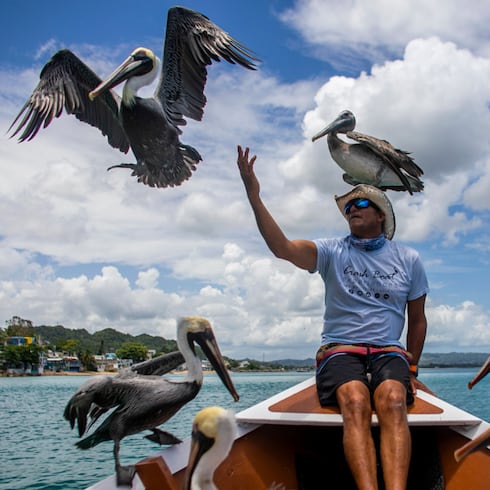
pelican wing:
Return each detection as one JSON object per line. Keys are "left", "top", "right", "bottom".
{"left": 347, "top": 131, "right": 424, "bottom": 180}
{"left": 131, "top": 350, "right": 185, "bottom": 376}
{"left": 9, "top": 49, "right": 130, "bottom": 152}
{"left": 85, "top": 377, "right": 200, "bottom": 442}
{"left": 63, "top": 376, "right": 120, "bottom": 437}
{"left": 155, "top": 6, "right": 258, "bottom": 131}
{"left": 117, "top": 378, "right": 200, "bottom": 433}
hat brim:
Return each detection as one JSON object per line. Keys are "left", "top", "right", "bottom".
{"left": 335, "top": 184, "right": 396, "bottom": 240}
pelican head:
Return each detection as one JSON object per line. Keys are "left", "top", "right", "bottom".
{"left": 312, "top": 110, "right": 356, "bottom": 142}
{"left": 89, "top": 47, "right": 159, "bottom": 105}
{"left": 179, "top": 316, "right": 239, "bottom": 402}
{"left": 184, "top": 406, "right": 237, "bottom": 490}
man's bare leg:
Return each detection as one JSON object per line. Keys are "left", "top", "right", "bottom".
{"left": 373, "top": 380, "right": 411, "bottom": 490}
{"left": 337, "top": 380, "right": 378, "bottom": 490}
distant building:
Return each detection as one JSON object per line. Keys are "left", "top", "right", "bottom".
{"left": 63, "top": 356, "right": 82, "bottom": 372}
{"left": 6, "top": 336, "right": 37, "bottom": 346}
{"left": 45, "top": 357, "right": 64, "bottom": 372}
{"left": 94, "top": 353, "right": 119, "bottom": 372}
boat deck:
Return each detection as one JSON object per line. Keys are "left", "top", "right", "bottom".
{"left": 237, "top": 376, "right": 483, "bottom": 428}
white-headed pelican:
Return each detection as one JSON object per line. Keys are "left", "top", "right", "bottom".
{"left": 312, "top": 110, "right": 424, "bottom": 194}
{"left": 63, "top": 316, "right": 239, "bottom": 487}
{"left": 184, "top": 406, "right": 237, "bottom": 490}
{"left": 9, "top": 6, "right": 258, "bottom": 188}
{"left": 183, "top": 406, "right": 286, "bottom": 490}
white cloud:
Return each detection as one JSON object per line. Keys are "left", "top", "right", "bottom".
{"left": 280, "top": 0, "right": 490, "bottom": 68}
{"left": 136, "top": 268, "right": 159, "bottom": 289}
{"left": 427, "top": 300, "right": 490, "bottom": 350}
{"left": 2, "top": 10, "right": 490, "bottom": 358}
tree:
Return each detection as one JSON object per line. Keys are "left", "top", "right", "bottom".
{"left": 97, "top": 339, "right": 105, "bottom": 355}
{"left": 227, "top": 358, "right": 240, "bottom": 369}
{"left": 58, "top": 339, "right": 79, "bottom": 355}
{"left": 3, "top": 344, "right": 44, "bottom": 370}
{"left": 79, "top": 350, "right": 97, "bottom": 372}
{"left": 4, "top": 345, "right": 22, "bottom": 368}
{"left": 116, "top": 342, "right": 148, "bottom": 362}
{"left": 5, "top": 316, "right": 35, "bottom": 337}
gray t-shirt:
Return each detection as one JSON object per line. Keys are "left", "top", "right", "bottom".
{"left": 312, "top": 235, "right": 429, "bottom": 347}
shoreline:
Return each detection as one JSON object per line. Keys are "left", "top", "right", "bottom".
{"left": 0, "top": 368, "right": 299, "bottom": 377}
{"left": 0, "top": 370, "right": 184, "bottom": 377}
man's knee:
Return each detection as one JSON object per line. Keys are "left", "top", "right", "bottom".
{"left": 374, "top": 380, "right": 407, "bottom": 416}
{"left": 337, "top": 381, "right": 372, "bottom": 419}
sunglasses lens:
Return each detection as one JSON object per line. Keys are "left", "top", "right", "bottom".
{"left": 345, "top": 198, "right": 370, "bottom": 214}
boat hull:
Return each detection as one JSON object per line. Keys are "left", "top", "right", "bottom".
{"left": 89, "top": 377, "right": 490, "bottom": 489}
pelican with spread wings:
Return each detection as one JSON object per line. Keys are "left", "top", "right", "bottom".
{"left": 9, "top": 6, "right": 258, "bottom": 188}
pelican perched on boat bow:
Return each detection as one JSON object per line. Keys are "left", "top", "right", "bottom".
{"left": 184, "top": 406, "right": 286, "bottom": 490}
{"left": 312, "top": 110, "right": 424, "bottom": 194}
{"left": 184, "top": 406, "right": 237, "bottom": 490}
{"left": 63, "top": 317, "right": 239, "bottom": 487}
{"left": 9, "top": 6, "right": 258, "bottom": 188}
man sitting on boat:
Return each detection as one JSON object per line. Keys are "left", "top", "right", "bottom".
{"left": 237, "top": 145, "right": 429, "bottom": 490}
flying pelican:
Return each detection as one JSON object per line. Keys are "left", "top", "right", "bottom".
{"left": 311, "top": 110, "right": 424, "bottom": 194}
{"left": 184, "top": 406, "right": 237, "bottom": 490}
{"left": 63, "top": 316, "right": 239, "bottom": 487}
{"left": 468, "top": 356, "right": 490, "bottom": 389}
{"left": 8, "top": 6, "right": 258, "bottom": 188}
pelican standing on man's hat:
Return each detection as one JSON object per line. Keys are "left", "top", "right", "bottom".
{"left": 312, "top": 110, "right": 424, "bottom": 195}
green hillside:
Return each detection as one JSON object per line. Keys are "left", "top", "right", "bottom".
{"left": 34, "top": 324, "right": 178, "bottom": 355}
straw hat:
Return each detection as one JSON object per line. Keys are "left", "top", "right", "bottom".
{"left": 335, "top": 184, "right": 396, "bottom": 240}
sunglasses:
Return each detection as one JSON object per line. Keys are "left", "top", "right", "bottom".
{"left": 344, "top": 198, "right": 379, "bottom": 215}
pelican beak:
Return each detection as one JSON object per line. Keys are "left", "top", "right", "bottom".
{"left": 468, "top": 356, "right": 490, "bottom": 389}
{"left": 454, "top": 426, "right": 490, "bottom": 462}
{"left": 311, "top": 111, "right": 355, "bottom": 142}
{"left": 191, "top": 328, "right": 240, "bottom": 402}
{"left": 311, "top": 121, "right": 338, "bottom": 142}
{"left": 89, "top": 52, "right": 153, "bottom": 100}
{"left": 184, "top": 426, "right": 215, "bottom": 490}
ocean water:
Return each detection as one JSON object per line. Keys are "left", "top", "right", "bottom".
{"left": 0, "top": 369, "right": 488, "bottom": 490}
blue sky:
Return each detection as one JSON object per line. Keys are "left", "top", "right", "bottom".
{"left": 1, "top": 0, "right": 490, "bottom": 360}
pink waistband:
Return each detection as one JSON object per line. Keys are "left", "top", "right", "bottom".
{"left": 315, "top": 343, "right": 412, "bottom": 368}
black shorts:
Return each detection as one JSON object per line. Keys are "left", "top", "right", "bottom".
{"left": 316, "top": 352, "right": 413, "bottom": 407}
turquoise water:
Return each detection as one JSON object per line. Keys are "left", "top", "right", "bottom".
{"left": 0, "top": 369, "right": 488, "bottom": 490}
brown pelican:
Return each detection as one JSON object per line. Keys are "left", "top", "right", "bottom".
{"left": 311, "top": 110, "right": 424, "bottom": 194}
{"left": 63, "top": 316, "right": 239, "bottom": 487}
{"left": 184, "top": 406, "right": 286, "bottom": 490}
{"left": 8, "top": 7, "right": 258, "bottom": 188}
{"left": 468, "top": 356, "right": 490, "bottom": 389}
{"left": 184, "top": 406, "right": 237, "bottom": 490}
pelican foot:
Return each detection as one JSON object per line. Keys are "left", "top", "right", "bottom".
{"left": 116, "top": 464, "right": 135, "bottom": 487}
{"left": 144, "top": 428, "right": 182, "bottom": 445}
{"left": 342, "top": 173, "right": 363, "bottom": 186}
